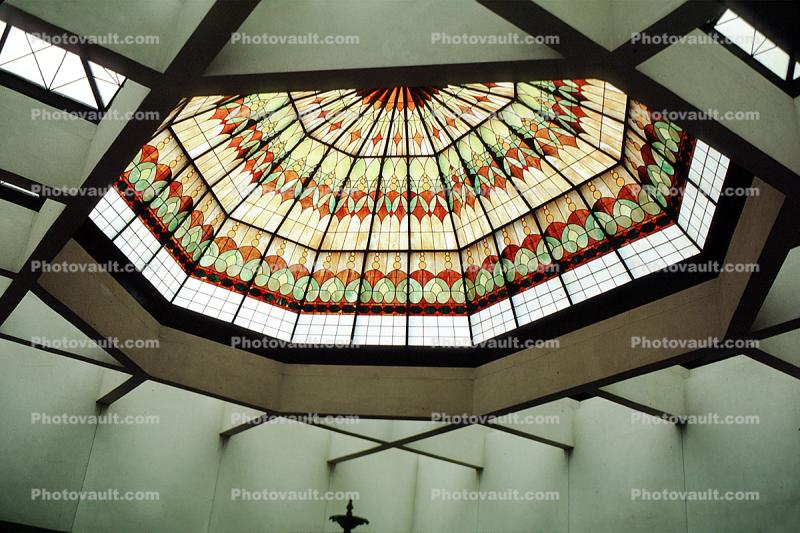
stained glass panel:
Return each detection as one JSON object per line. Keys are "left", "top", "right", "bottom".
{"left": 91, "top": 80, "right": 730, "bottom": 347}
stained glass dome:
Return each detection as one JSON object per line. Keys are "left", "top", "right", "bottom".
{"left": 90, "top": 79, "right": 729, "bottom": 347}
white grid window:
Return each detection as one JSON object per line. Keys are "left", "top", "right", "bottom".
{"left": 142, "top": 248, "right": 186, "bottom": 300}
{"left": 408, "top": 315, "right": 471, "bottom": 347}
{"left": 618, "top": 225, "right": 699, "bottom": 278}
{"left": 561, "top": 253, "right": 630, "bottom": 303}
{"left": 688, "top": 140, "right": 729, "bottom": 201}
{"left": 90, "top": 190, "right": 134, "bottom": 239}
{"left": 234, "top": 297, "right": 296, "bottom": 342}
{"left": 352, "top": 315, "right": 407, "bottom": 346}
{"left": 292, "top": 313, "right": 355, "bottom": 345}
{"left": 469, "top": 299, "right": 516, "bottom": 344}
{"left": 0, "top": 25, "right": 125, "bottom": 109}
{"left": 678, "top": 182, "right": 715, "bottom": 248}
{"left": 714, "top": 9, "right": 792, "bottom": 78}
{"left": 173, "top": 277, "right": 244, "bottom": 322}
{"left": 512, "top": 277, "right": 570, "bottom": 326}
{"left": 88, "top": 61, "right": 126, "bottom": 107}
{"left": 113, "top": 217, "right": 160, "bottom": 271}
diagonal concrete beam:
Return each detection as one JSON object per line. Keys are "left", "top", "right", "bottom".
{"left": 326, "top": 424, "right": 473, "bottom": 467}
{"left": 596, "top": 366, "right": 688, "bottom": 423}
{"left": 478, "top": 0, "right": 800, "bottom": 199}
{"left": 482, "top": 423, "right": 572, "bottom": 451}
{"left": 594, "top": 389, "right": 682, "bottom": 425}
{"left": 96, "top": 375, "right": 146, "bottom": 406}
{"left": 744, "top": 348, "right": 800, "bottom": 380}
{"left": 0, "top": 0, "right": 261, "bottom": 327}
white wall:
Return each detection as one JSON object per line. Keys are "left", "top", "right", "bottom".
{"left": 569, "top": 398, "right": 686, "bottom": 533}
{"left": 754, "top": 247, "right": 800, "bottom": 330}
{"left": 0, "top": 341, "right": 105, "bottom": 531}
{"left": 209, "top": 421, "right": 332, "bottom": 533}
{"left": 683, "top": 356, "right": 800, "bottom": 533}
{"left": 206, "top": 0, "right": 560, "bottom": 75}
{"left": 477, "top": 432, "right": 568, "bottom": 533}
{"left": 0, "top": 344, "right": 798, "bottom": 533}
{"left": 70, "top": 381, "right": 225, "bottom": 533}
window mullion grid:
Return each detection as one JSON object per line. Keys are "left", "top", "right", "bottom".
{"left": 225, "top": 90, "right": 377, "bottom": 334}
{"left": 290, "top": 90, "right": 367, "bottom": 138}
{"left": 534, "top": 142, "right": 634, "bottom": 281}
{"left": 442, "top": 81, "right": 625, "bottom": 157}
{"left": 228, "top": 140, "right": 338, "bottom": 326}
{"left": 521, "top": 81, "right": 625, "bottom": 127}
{"left": 503, "top": 95, "right": 641, "bottom": 302}
{"left": 104, "top": 97, "right": 194, "bottom": 242}
{"left": 107, "top": 131, "right": 199, "bottom": 268}
{"left": 625, "top": 122, "right": 716, "bottom": 252}
{"left": 455, "top": 81, "right": 624, "bottom": 128}
{"left": 431, "top": 88, "right": 575, "bottom": 311}
{"left": 81, "top": 56, "right": 103, "bottom": 110}
{"left": 287, "top": 99, "right": 387, "bottom": 344}
{"left": 291, "top": 88, "right": 360, "bottom": 107}
{"left": 165, "top": 114, "right": 328, "bottom": 303}
{"left": 506, "top": 75, "right": 575, "bottom": 305}
{"left": 227, "top": 90, "right": 381, "bottom": 322}
{"left": 619, "top": 96, "right": 702, "bottom": 253}
{"left": 423, "top": 92, "right": 521, "bottom": 333}
{"left": 415, "top": 95, "right": 474, "bottom": 346}
{"left": 349, "top": 90, "right": 401, "bottom": 345}
{"left": 464, "top": 101, "right": 575, "bottom": 311}
{"left": 138, "top": 95, "right": 303, "bottom": 253}
{"left": 174, "top": 98, "right": 297, "bottom": 177}
{"left": 169, "top": 95, "right": 241, "bottom": 130}
{"left": 404, "top": 91, "right": 412, "bottom": 345}
{"left": 155, "top": 96, "right": 192, "bottom": 136}
{"left": 0, "top": 23, "right": 11, "bottom": 51}
{"left": 511, "top": 91, "right": 625, "bottom": 168}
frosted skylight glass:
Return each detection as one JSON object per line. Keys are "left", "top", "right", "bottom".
{"left": 0, "top": 21, "right": 126, "bottom": 110}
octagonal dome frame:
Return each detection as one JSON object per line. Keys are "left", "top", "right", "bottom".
{"left": 83, "top": 78, "right": 751, "bottom": 365}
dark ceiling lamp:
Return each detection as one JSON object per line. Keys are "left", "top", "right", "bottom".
{"left": 329, "top": 499, "right": 369, "bottom": 533}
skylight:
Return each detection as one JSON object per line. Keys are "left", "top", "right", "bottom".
{"left": 713, "top": 9, "right": 798, "bottom": 81}
{"left": 0, "top": 19, "right": 126, "bottom": 110}
{"left": 90, "top": 80, "right": 729, "bottom": 347}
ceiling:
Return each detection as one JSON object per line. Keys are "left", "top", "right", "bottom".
{"left": 0, "top": 0, "right": 797, "bottom": 415}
